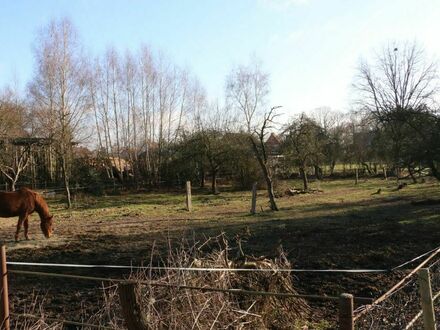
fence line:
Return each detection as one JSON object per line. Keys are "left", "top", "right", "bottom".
{"left": 391, "top": 245, "right": 440, "bottom": 271}
{"left": 8, "top": 269, "right": 373, "bottom": 303}
{"left": 8, "top": 246, "right": 440, "bottom": 329}
{"left": 9, "top": 245, "right": 440, "bottom": 273}
{"left": 7, "top": 261, "right": 391, "bottom": 273}
{"left": 353, "top": 246, "right": 440, "bottom": 322}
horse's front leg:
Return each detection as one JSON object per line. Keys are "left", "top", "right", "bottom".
{"left": 15, "top": 215, "right": 26, "bottom": 242}
{"left": 24, "top": 217, "right": 30, "bottom": 240}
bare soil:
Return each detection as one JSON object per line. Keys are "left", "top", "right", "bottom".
{"left": 1, "top": 178, "right": 439, "bottom": 328}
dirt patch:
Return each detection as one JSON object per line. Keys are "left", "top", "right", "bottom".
{"left": 3, "top": 179, "right": 440, "bottom": 327}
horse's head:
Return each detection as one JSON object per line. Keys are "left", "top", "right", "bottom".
{"left": 40, "top": 215, "right": 54, "bottom": 238}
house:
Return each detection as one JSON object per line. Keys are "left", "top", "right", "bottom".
{"left": 265, "top": 133, "right": 282, "bottom": 156}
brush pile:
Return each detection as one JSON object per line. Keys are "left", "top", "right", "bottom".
{"left": 13, "top": 236, "right": 310, "bottom": 329}
{"left": 99, "top": 235, "right": 310, "bottom": 329}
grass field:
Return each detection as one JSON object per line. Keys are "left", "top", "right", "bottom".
{"left": 2, "top": 177, "right": 439, "bottom": 327}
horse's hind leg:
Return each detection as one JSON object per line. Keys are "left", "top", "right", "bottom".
{"left": 24, "top": 217, "right": 30, "bottom": 240}
{"left": 15, "top": 215, "right": 26, "bottom": 242}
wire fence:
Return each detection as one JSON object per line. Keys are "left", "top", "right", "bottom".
{"left": 9, "top": 244, "right": 440, "bottom": 273}
{"left": 4, "top": 246, "right": 440, "bottom": 329}
{"left": 354, "top": 248, "right": 440, "bottom": 329}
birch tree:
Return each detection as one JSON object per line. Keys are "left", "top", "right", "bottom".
{"left": 226, "top": 59, "right": 269, "bottom": 133}
{"left": 29, "top": 18, "right": 90, "bottom": 207}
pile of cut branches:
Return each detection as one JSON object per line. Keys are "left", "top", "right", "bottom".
{"left": 99, "top": 235, "right": 310, "bottom": 329}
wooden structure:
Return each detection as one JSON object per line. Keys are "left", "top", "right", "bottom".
{"left": 0, "top": 246, "right": 9, "bottom": 330}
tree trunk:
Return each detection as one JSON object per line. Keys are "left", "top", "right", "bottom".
{"left": 300, "top": 167, "right": 308, "bottom": 191}
{"left": 314, "top": 165, "right": 322, "bottom": 180}
{"left": 330, "top": 160, "right": 336, "bottom": 176}
{"left": 265, "top": 171, "right": 278, "bottom": 211}
{"left": 249, "top": 136, "right": 278, "bottom": 211}
{"left": 61, "top": 154, "right": 72, "bottom": 209}
{"left": 211, "top": 169, "right": 218, "bottom": 194}
{"left": 395, "top": 167, "right": 401, "bottom": 181}
{"left": 200, "top": 165, "right": 205, "bottom": 188}
{"left": 362, "top": 162, "right": 373, "bottom": 175}
{"left": 429, "top": 160, "right": 440, "bottom": 181}
{"left": 408, "top": 165, "right": 417, "bottom": 183}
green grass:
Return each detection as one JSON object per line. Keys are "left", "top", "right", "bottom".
{"left": 44, "top": 177, "right": 440, "bottom": 251}
{"left": 48, "top": 177, "right": 440, "bottom": 224}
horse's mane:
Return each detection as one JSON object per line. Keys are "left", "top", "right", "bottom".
{"left": 34, "top": 192, "right": 51, "bottom": 219}
{"left": 19, "top": 188, "right": 51, "bottom": 219}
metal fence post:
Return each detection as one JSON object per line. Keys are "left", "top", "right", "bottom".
{"left": 0, "top": 246, "right": 10, "bottom": 330}
{"left": 339, "top": 293, "right": 354, "bottom": 330}
{"left": 418, "top": 268, "right": 436, "bottom": 330}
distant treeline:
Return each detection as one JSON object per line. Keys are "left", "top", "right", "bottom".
{"left": 0, "top": 18, "right": 439, "bottom": 205}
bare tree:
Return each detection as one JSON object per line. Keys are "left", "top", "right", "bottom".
{"left": 249, "top": 106, "right": 281, "bottom": 211}
{"left": 0, "top": 143, "right": 31, "bottom": 191}
{"left": 355, "top": 41, "right": 440, "bottom": 179}
{"left": 226, "top": 59, "right": 269, "bottom": 133}
{"left": 355, "top": 42, "right": 438, "bottom": 121}
{"left": 0, "top": 88, "right": 32, "bottom": 191}
{"left": 29, "top": 18, "right": 90, "bottom": 208}
{"left": 282, "top": 114, "right": 326, "bottom": 191}
{"left": 138, "top": 46, "right": 156, "bottom": 178}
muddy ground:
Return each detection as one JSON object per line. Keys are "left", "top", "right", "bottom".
{"left": 1, "top": 178, "right": 439, "bottom": 328}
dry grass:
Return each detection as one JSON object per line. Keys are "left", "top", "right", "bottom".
{"left": 11, "top": 236, "right": 322, "bottom": 329}
{"left": 88, "top": 235, "right": 313, "bottom": 329}
{"left": 11, "top": 294, "right": 62, "bottom": 329}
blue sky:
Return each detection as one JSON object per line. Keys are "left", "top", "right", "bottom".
{"left": 1, "top": 0, "right": 440, "bottom": 116}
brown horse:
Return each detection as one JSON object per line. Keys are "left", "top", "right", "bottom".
{"left": 0, "top": 188, "right": 54, "bottom": 241}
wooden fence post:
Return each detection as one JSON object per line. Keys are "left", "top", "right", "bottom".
{"left": 383, "top": 166, "right": 387, "bottom": 181}
{"left": 185, "top": 181, "right": 192, "bottom": 212}
{"left": 418, "top": 268, "right": 436, "bottom": 330}
{"left": 250, "top": 182, "right": 257, "bottom": 214}
{"left": 118, "top": 282, "right": 149, "bottom": 330}
{"left": 355, "top": 168, "right": 358, "bottom": 185}
{"left": 316, "top": 179, "right": 321, "bottom": 191}
{"left": 0, "top": 246, "right": 10, "bottom": 330}
{"left": 339, "top": 293, "right": 354, "bottom": 330}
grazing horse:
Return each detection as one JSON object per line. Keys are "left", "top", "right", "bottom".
{"left": 0, "top": 188, "right": 54, "bottom": 241}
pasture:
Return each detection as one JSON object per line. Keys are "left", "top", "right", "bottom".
{"left": 2, "top": 177, "right": 440, "bottom": 327}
